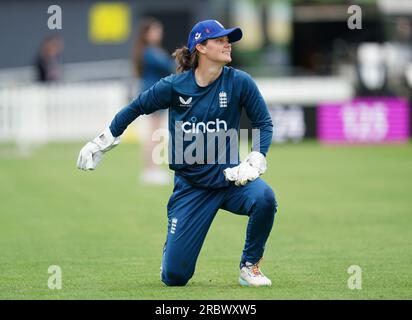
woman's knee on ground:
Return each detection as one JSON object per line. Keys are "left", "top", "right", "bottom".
{"left": 161, "top": 269, "right": 192, "bottom": 286}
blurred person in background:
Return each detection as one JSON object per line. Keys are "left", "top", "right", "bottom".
{"left": 384, "top": 17, "right": 412, "bottom": 98}
{"left": 132, "top": 17, "right": 175, "bottom": 185}
{"left": 355, "top": 42, "right": 390, "bottom": 97}
{"left": 35, "top": 35, "right": 64, "bottom": 82}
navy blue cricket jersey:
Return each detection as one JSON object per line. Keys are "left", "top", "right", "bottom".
{"left": 109, "top": 66, "right": 273, "bottom": 188}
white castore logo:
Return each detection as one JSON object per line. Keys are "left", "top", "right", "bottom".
{"left": 179, "top": 96, "right": 192, "bottom": 107}
{"left": 195, "top": 32, "right": 201, "bottom": 40}
{"left": 219, "top": 91, "right": 227, "bottom": 108}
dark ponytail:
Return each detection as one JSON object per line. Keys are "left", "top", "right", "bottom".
{"left": 172, "top": 46, "right": 198, "bottom": 73}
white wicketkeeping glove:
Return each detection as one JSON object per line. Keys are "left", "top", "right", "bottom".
{"left": 224, "top": 162, "right": 260, "bottom": 186}
{"left": 244, "top": 151, "right": 267, "bottom": 175}
{"left": 223, "top": 151, "right": 267, "bottom": 186}
{"left": 76, "top": 128, "right": 120, "bottom": 171}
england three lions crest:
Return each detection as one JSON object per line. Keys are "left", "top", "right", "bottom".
{"left": 219, "top": 91, "right": 227, "bottom": 108}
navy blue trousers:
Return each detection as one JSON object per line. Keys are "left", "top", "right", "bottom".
{"left": 161, "top": 175, "right": 278, "bottom": 286}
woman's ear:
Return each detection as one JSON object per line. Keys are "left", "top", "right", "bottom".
{"left": 195, "top": 43, "right": 207, "bottom": 54}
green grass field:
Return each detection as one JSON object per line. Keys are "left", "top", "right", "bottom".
{"left": 0, "top": 141, "right": 411, "bottom": 299}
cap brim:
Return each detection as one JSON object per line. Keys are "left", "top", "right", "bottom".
{"left": 210, "top": 27, "right": 243, "bottom": 43}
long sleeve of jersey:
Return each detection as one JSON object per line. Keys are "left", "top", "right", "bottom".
{"left": 238, "top": 72, "right": 273, "bottom": 156}
{"left": 109, "top": 76, "right": 173, "bottom": 137}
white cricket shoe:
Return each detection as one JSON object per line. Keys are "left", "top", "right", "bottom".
{"left": 239, "top": 261, "right": 272, "bottom": 287}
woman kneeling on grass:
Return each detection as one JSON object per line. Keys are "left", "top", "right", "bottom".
{"left": 77, "top": 19, "right": 278, "bottom": 287}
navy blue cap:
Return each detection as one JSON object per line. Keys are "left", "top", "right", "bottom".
{"left": 187, "top": 20, "right": 242, "bottom": 53}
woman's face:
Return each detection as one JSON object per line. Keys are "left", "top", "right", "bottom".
{"left": 146, "top": 23, "right": 163, "bottom": 46}
{"left": 198, "top": 36, "right": 232, "bottom": 65}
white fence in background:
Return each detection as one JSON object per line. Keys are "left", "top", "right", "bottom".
{"left": 0, "top": 77, "right": 353, "bottom": 144}
{"left": 0, "top": 81, "right": 129, "bottom": 143}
